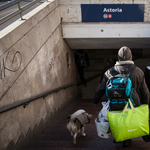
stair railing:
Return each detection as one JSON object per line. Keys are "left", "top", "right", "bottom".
{"left": 0, "top": 0, "right": 49, "bottom": 25}
{"left": 0, "top": 82, "right": 77, "bottom": 114}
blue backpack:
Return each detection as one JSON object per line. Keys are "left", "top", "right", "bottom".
{"left": 106, "top": 65, "right": 137, "bottom": 111}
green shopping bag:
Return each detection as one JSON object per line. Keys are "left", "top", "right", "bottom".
{"left": 107, "top": 99, "right": 149, "bottom": 142}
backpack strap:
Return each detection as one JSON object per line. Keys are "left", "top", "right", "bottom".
{"left": 127, "top": 64, "right": 136, "bottom": 76}
{"left": 111, "top": 66, "right": 120, "bottom": 76}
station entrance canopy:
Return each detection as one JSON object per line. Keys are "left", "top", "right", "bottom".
{"left": 62, "top": 4, "right": 150, "bottom": 50}
{"left": 62, "top": 23, "right": 150, "bottom": 49}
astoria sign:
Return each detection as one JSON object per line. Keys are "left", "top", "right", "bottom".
{"left": 103, "top": 8, "right": 122, "bottom": 12}
{"left": 81, "top": 4, "right": 144, "bottom": 22}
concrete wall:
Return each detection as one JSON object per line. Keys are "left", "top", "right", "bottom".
{"left": 58, "top": 0, "right": 150, "bottom": 22}
{"left": 0, "top": 0, "right": 77, "bottom": 149}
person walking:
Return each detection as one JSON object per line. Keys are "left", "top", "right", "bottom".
{"left": 99, "top": 58, "right": 116, "bottom": 83}
{"left": 75, "top": 50, "right": 90, "bottom": 87}
{"left": 93, "top": 46, "right": 149, "bottom": 148}
{"left": 144, "top": 60, "right": 150, "bottom": 93}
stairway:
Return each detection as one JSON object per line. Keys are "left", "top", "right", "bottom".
{"left": 21, "top": 49, "right": 150, "bottom": 149}
{"left": 22, "top": 98, "right": 150, "bottom": 150}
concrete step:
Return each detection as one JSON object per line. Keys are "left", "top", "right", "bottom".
{"left": 22, "top": 137, "right": 150, "bottom": 150}
{"left": 36, "top": 134, "right": 101, "bottom": 141}
{"left": 22, "top": 148, "right": 138, "bottom": 150}
{"left": 23, "top": 138, "right": 117, "bottom": 149}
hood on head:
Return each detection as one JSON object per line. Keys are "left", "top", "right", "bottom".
{"left": 118, "top": 46, "right": 132, "bottom": 61}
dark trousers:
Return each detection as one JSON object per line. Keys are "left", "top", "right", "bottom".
{"left": 77, "top": 65, "right": 85, "bottom": 83}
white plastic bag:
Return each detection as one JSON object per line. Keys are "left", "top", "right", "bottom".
{"left": 95, "top": 101, "right": 111, "bottom": 139}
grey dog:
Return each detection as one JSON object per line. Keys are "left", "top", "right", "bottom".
{"left": 67, "top": 109, "right": 93, "bottom": 144}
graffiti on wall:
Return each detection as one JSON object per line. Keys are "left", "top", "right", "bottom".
{"left": 49, "top": 51, "right": 66, "bottom": 71}
{"left": 0, "top": 51, "right": 22, "bottom": 79}
{"left": 49, "top": 58, "right": 55, "bottom": 71}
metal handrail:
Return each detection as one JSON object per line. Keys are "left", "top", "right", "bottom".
{"left": 0, "top": 0, "right": 49, "bottom": 25}
{"left": 0, "top": 82, "right": 77, "bottom": 114}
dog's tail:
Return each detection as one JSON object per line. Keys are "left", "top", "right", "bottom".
{"left": 69, "top": 109, "right": 86, "bottom": 121}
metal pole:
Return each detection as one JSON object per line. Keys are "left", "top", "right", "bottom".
{"left": 18, "top": 2, "right": 23, "bottom": 20}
